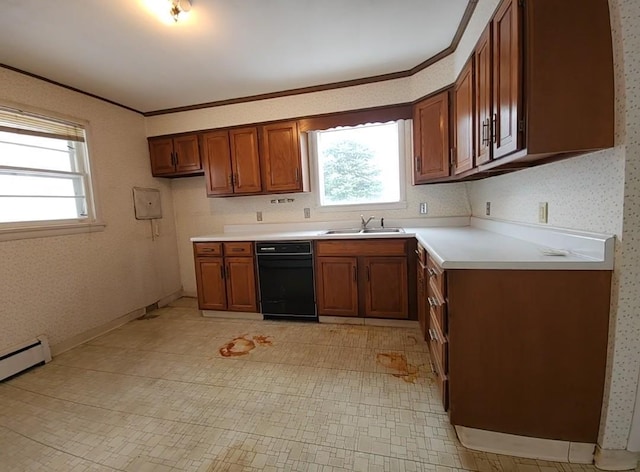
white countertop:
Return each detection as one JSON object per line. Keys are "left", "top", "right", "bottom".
{"left": 191, "top": 217, "right": 614, "bottom": 270}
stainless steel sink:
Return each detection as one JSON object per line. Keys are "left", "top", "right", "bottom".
{"left": 323, "top": 229, "right": 362, "bottom": 234}
{"left": 361, "top": 228, "right": 404, "bottom": 233}
{"left": 323, "top": 228, "right": 404, "bottom": 235}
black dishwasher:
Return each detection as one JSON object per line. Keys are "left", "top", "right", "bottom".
{"left": 256, "top": 241, "right": 317, "bottom": 321}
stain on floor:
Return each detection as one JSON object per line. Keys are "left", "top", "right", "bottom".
{"left": 376, "top": 352, "right": 423, "bottom": 384}
{"left": 219, "top": 334, "right": 273, "bottom": 357}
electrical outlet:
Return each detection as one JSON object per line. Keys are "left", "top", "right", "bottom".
{"left": 539, "top": 202, "right": 548, "bottom": 224}
{"left": 303, "top": 208, "right": 311, "bottom": 219}
{"left": 256, "top": 211, "right": 263, "bottom": 222}
{"left": 419, "top": 202, "right": 428, "bottom": 215}
{"left": 485, "top": 202, "right": 491, "bottom": 216}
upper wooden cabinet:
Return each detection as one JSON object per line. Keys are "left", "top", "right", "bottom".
{"left": 475, "top": 24, "right": 493, "bottom": 166}
{"left": 415, "top": 0, "right": 614, "bottom": 184}
{"left": 413, "top": 91, "right": 450, "bottom": 183}
{"left": 453, "top": 59, "right": 475, "bottom": 174}
{"left": 149, "top": 134, "right": 202, "bottom": 177}
{"left": 260, "top": 121, "right": 304, "bottom": 193}
{"left": 201, "top": 120, "right": 308, "bottom": 197}
{"left": 481, "top": 0, "right": 613, "bottom": 167}
{"left": 202, "top": 129, "right": 262, "bottom": 196}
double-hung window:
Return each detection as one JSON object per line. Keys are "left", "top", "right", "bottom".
{"left": 0, "top": 106, "right": 98, "bottom": 234}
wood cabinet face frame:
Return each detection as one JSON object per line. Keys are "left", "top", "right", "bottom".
{"left": 315, "top": 239, "right": 414, "bottom": 319}
{"left": 193, "top": 242, "right": 257, "bottom": 312}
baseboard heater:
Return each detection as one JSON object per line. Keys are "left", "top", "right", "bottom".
{"left": 0, "top": 336, "right": 51, "bottom": 381}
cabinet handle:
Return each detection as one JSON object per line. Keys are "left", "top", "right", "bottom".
{"left": 231, "top": 248, "right": 244, "bottom": 252}
{"left": 366, "top": 266, "right": 370, "bottom": 281}
{"left": 295, "top": 168, "right": 300, "bottom": 182}
{"left": 174, "top": 152, "right": 179, "bottom": 165}
{"left": 492, "top": 113, "right": 497, "bottom": 144}
{"left": 220, "top": 265, "right": 225, "bottom": 279}
{"left": 235, "top": 173, "right": 240, "bottom": 187}
{"left": 225, "top": 263, "right": 230, "bottom": 279}
{"left": 353, "top": 265, "right": 357, "bottom": 282}
{"left": 170, "top": 151, "right": 175, "bottom": 166}
{"left": 482, "top": 118, "right": 490, "bottom": 146}
{"left": 415, "top": 156, "right": 422, "bottom": 172}
{"left": 229, "top": 174, "right": 234, "bottom": 187}
{"left": 450, "top": 148, "right": 455, "bottom": 167}
{"left": 428, "top": 297, "right": 441, "bottom": 307}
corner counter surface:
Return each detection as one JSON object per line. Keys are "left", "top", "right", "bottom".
{"left": 191, "top": 217, "right": 614, "bottom": 270}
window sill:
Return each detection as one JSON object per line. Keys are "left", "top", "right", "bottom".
{"left": 0, "top": 221, "right": 106, "bottom": 242}
{"left": 315, "top": 201, "right": 408, "bottom": 212}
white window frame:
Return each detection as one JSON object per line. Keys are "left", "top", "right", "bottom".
{"left": 308, "top": 119, "right": 411, "bottom": 212}
{"left": 0, "top": 102, "right": 104, "bottom": 241}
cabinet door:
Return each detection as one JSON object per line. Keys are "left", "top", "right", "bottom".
{"left": 229, "top": 127, "right": 262, "bottom": 194}
{"left": 173, "top": 135, "right": 201, "bottom": 174}
{"left": 195, "top": 258, "right": 227, "bottom": 310}
{"left": 363, "top": 257, "right": 408, "bottom": 319}
{"left": 316, "top": 257, "right": 358, "bottom": 316}
{"left": 475, "top": 24, "right": 493, "bottom": 165}
{"left": 261, "top": 121, "right": 302, "bottom": 193}
{"left": 492, "top": 0, "right": 522, "bottom": 159}
{"left": 149, "top": 138, "right": 175, "bottom": 176}
{"left": 413, "top": 91, "right": 450, "bottom": 182}
{"left": 453, "top": 59, "right": 475, "bottom": 174}
{"left": 202, "top": 131, "right": 234, "bottom": 196}
{"left": 225, "top": 257, "right": 258, "bottom": 312}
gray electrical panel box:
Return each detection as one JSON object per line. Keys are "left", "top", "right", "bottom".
{"left": 133, "top": 187, "right": 162, "bottom": 220}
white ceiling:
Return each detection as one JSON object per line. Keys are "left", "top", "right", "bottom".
{"left": 0, "top": 0, "right": 470, "bottom": 114}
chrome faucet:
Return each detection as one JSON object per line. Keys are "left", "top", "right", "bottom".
{"left": 360, "top": 215, "right": 375, "bottom": 229}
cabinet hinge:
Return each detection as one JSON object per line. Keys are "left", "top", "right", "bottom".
{"left": 518, "top": 120, "right": 525, "bottom": 132}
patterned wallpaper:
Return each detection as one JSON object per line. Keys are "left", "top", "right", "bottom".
{"left": 0, "top": 69, "right": 182, "bottom": 352}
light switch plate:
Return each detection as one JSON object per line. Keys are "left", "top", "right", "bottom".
{"left": 304, "top": 208, "right": 311, "bottom": 218}
{"left": 256, "top": 211, "right": 263, "bottom": 222}
{"left": 485, "top": 202, "right": 491, "bottom": 216}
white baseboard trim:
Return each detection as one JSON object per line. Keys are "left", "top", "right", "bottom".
{"left": 455, "top": 426, "right": 595, "bottom": 464}
{"left": 51, "top": 307, "right": 144, "bottom": 356}
{"left": 202, "top": 310, "right": 263, "bottom": 321}
{"left": 157, "top": 289, "right": 183, "bottom": 307}
{"left": 51, "top": 289, "right": 183, "bottom": 356}
{"left": 594, "top": 446, "right": 639, "bottom": 470}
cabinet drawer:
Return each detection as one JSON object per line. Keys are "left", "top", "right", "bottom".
{"left": 223, "top": 241, "right": 254, "bottom": 256}
{"left": 428, "top": 280, "right": 447, "bottom": 334}
{"left": 428, "top": 310, "right": 448, "bottom": 375}
{"left": 416, "top": 243, "right": 427, "bottom": 265}
{"left": 316, "top": 239, "right": 408, "bottom": 256}
{"left": 194, "top": 242, "right": 222, "bottom": 256}
{"left": 427, "top": 256, "right": 446, "bottom": 298}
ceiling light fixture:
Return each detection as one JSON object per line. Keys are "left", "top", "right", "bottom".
{"left": 169, "top": 0, "right": 191, "bottom": 22}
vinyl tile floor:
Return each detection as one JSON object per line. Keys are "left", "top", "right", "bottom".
{"left": 0, "top": 298, "right": 606, "bottom": 471}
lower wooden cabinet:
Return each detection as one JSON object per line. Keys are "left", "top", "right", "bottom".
{"left": 363, "top": 256, "right": 408, "bottom": 319}
{"left": 193, "top": 242, "right": 257, "bottom": 312}
{"left": 315, "top": 257, "right": 358, "bottom": 316}
{"left": 315, "top": 239, "right": 415, "bottom": 319}
{"left": 424, "top": 254, "right": 612, "bottom": 443}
